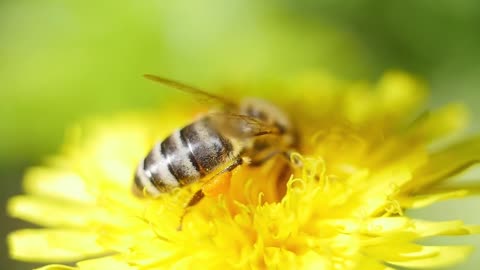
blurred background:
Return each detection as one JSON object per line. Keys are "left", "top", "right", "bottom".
{"left": 1, "top": 0, "right": 480, "bottom": 269}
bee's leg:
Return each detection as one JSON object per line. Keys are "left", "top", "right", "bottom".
{"left": 178, "top": 190, "right": 205, "bottom": 231}
{"left": 185, "top": 189, "right": 205, "bottom": 208}
{"left": 249, "top": 150, "right": 302, "bottom": 167}
{"left": 178, "top": 157, "right": 244, "bottom": 231}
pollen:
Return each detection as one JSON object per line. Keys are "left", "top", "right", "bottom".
{"left": 7, "top": 71, "right": 480, "bottom": 270}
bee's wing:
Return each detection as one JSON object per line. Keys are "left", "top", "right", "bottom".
{"left": 144, "top": 74, "right": 237, "bottom": 108}
{"left": 208, "top": 112, "right": 281, "bottom": 139}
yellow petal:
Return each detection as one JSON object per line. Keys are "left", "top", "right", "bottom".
{"left": 8, "top": 229, "right": 106, "bottom": 262}
{"left": 363, "top": 242, "right": 423, "bottom": 262}
{"left": 411, "top": 219, "right": 476, "bottom": 237}
{"left": 35, "top": 265, "right": 76, "bottom": 270}
{"left": 407, "top": 104, "right": 469, "bottom": 141}
{"left": 398, "top": 189, "right": 469, "bottom": 209}
{"left": 376, "top": 71, "right": 426, "bottom": 118}
{"left": 356, "top": 257, "right": 396, "bottom": 270}
{"left": 76, "top": 256, "right": 137, "bottom": 270}
{"left": 387, "top": 246, "right": 473, "bottom": 268}
{"left": 348, "top": 167, "right": 413, "bottom": 216}
{"left": 7, "top": 196, "right": 104, "bottom": 228}
{"left": 23, "top": 167, "right": 95, "bottom": 204}
{"left": 341, "top": 83, "right": 374, "bottom": 124}
{"left": 319, "top": 217, "right": 478, "bottom": 239}
{"left": 407, "top": 136, "right": 480, "bottom": 192}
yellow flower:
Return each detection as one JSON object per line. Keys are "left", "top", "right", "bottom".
{"left": 7, "top": 71, "right": 480, "bottom": 269}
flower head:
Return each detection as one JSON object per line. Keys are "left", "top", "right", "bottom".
{"left": 7, "top": 71, "right": 480, "bottom": 269}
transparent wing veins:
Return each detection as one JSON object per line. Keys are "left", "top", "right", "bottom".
{"left": 144, "top": 74, "right": 237, "bottom": 107}
{"left": 208, "top": 112, "right": 281, "bottom": 139}
{"left": 144, "top": 74, "right": 279, "bottom": 139}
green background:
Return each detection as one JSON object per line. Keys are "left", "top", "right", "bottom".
{"left": 1, "top": 1, "right": 480, "bottom": 269}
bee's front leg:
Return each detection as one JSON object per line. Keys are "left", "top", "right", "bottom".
{"left": 249, "top": 150, "right": 299, "bottom": 167}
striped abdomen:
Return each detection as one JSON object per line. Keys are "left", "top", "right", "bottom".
{"left": 134, "top": 117, "right": 235, "bottom": 196}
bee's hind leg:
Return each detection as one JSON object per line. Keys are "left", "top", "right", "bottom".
{"left": 177, "top": 156, "right": 245, "bottom": 231}
{"left": 202, "top": 156, "right": 246, "bottom": 196}
{"left": 177, "top": 189, "right": 205, "bottom": 231}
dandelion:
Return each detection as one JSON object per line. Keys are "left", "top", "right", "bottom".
{"left": 7, "top": 71, "right": 480, "bottom": 269}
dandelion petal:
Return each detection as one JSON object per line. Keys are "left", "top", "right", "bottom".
{"left": 388, "top": 246, "right": 473, "bottom": 269}
{"left": 76, "top": 256, "right": 136, "bottom": 270}
{"left": 35, "top": 265, "right": 76, "bottom": 270}
{"left": 7, "top": 196, "right": 101, "bottom": 228}
{"left": 8, "top": 229, "right": 106, "bottom": 262}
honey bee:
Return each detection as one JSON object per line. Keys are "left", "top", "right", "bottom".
{"left": 134, "top": 74, "right": 298, "bottom": 219}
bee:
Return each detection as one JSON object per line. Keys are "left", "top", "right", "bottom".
{"left": 134, "top": 74, "right": 298, "bottom": 220}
